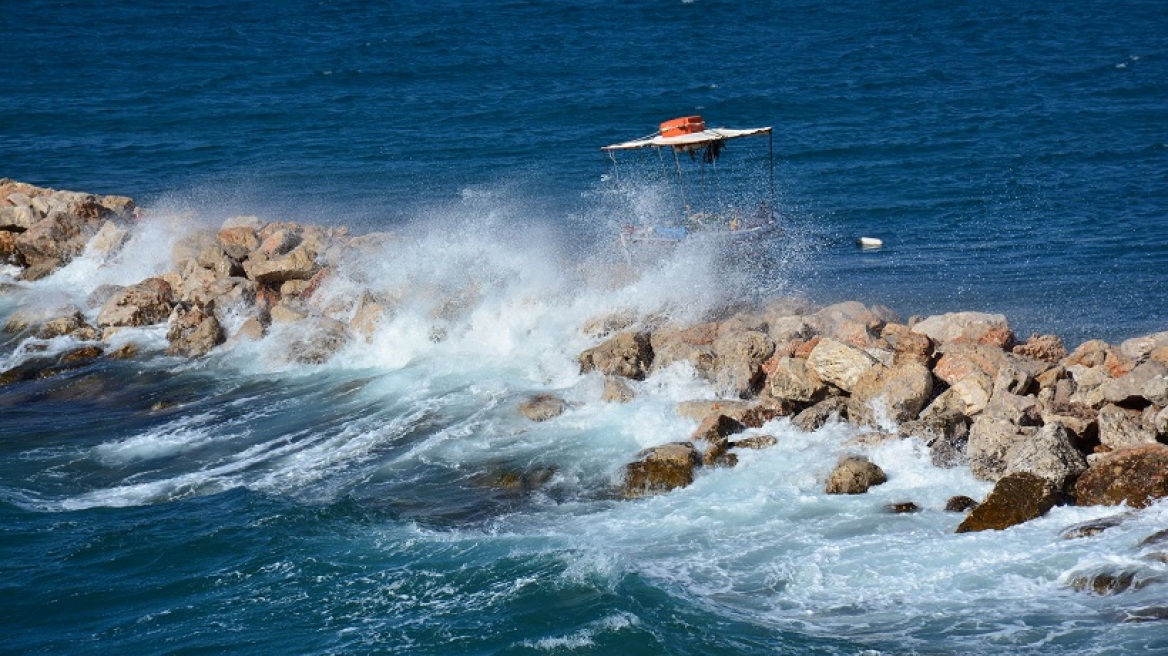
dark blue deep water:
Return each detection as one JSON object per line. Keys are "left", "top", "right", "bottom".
{"left": 2, "top": 1, "right": 1167, "bottom": 654}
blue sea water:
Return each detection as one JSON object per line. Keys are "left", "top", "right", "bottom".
{"left": 2, "top": 1, "right": 1168, "bottom": 654}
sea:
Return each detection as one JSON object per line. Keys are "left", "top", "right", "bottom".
{"left": 2, "top": 1, "right": 1167, "bottom": 654}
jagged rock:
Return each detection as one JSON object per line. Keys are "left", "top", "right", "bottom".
{"left": 0, "top": 230, "right": 24, "bottom": 266}
{"left": 956, "top": 472, "right": 1058, "bottom": 533}
{"left": 1013, "top": 333, "right": 1067, "bottom": 363}
{"left": 792, "top": 396, "right": 848, "bottom": 431}
{"left": 623, "top": 442, "right": 701, "bottom": 498}
{"left": 1097, "top": 403, "right": 1160, "bottom": 450}
{"left": 1087, "top": 361, "right": 1168, "bottom": 408}
{"left": 805, "top": 301, "right": 894, "bottom": 341}
{"left": 1073, "top": 445, "right": 1168, "bottom": 508}
{"left": 825, "top": 455, "right": 887, "bottom": 494}
{"left": 243, "top": 245, "right": 319, "bottom": 284}
{"left": 1059, "top": 513, "right": 1132, "bottom": 539}
{"left": 731, "top": 435, "right": 777, "bottom": 450}
{"left": 96, "top": 278, "right": 175, "bottom": 328}
{"left": 579, "top": 330, "right": 654, "bottom": 380}
{"left": 602, "top": 376, "right": 635, "bottom": 403}
{"left": 0, "top": 204, "right": 36, "bottom": 232}
{"left": 712, "top": 329, "right": 775, "bottom": 397}
{"left": 847, "top": 362, "right": 934, "bottom": 427}
{"left": 911, "top": 311, "right": 1012, "bottom": 346}
{"left": 933, "top": 343, "right": 1007, "bottom": 391}
{"left": 1041, "top": 402, "right": 1099, "bottom": 446}
{"left": 691, "top": 414, "right": 746, "bottom": 443}
{"left": 231, "top": 317, "right": 265, "bottom": 343}
{"left": 945, "top": 495, "right": 979, "bottom": 512}
{"left": 33, "top": 309, "right": 97, "bottom": 340}
{"left": 216, "top": 225, "right": 259, "bottom": 261}
{"left": 806, "top": 338, "right": 878, "bottom": 393}
{"left": 675, "top": 398, "right": 786, "bottom": 428}
{"left": 1004, "top": 423, "right": 1088, "bottom": 491}
{"left": 985, "top": 391, "right": 1042, "bottom": 427}
{"left": 902, "top": 410, "right": 970, "bottom": 468}
{"left": 166, "top": 305, "right": 224, "bottom": 357}
{"left": 518, "top": 393, "right": 567, "bottom": 422}
{"left": 14, "top": 210, "right": 93, "bottom": 273}
{"left": 767, "top": 315, "right": 814, "bottom": 344}
{"left": 891, "top": 330, "right": 935, "bottom": 367}
{"left": 764, "top": 356, "right": 827, "bottom": 404}
{"left": 196, "top": 244, "right": 239, "bottom": 279}
{"left": 1065, "top": 339, "right": 1135, "bottom": 378}
{"left": 256, "top": 227, "right": 301, "bottom": 257}
{"left": 966, "top": 415, "right": 1037, "bottom": 481}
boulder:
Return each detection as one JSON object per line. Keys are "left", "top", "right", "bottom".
{"left": 518, "top": 393, "right": 567, "bottom": 422}
{"left": 1120, "top": 331, "right": 1168, "bottom": 362}
{"left": 847, "top": 362, "right": 934, "bottom": 427}
{"left": 945, "top": 495, "right": 979, "bottom": 512}
{"left": 966, "top": 415, "right": 1037, "bottom": 481}
{"left": 933, "top": 343, "right": 1008, "bottom": 390}
{"left": 0, "top": 230, "right": 24, "bottom": 266}
{"left": 602, "top": 376, "right": 636, "bottom": 403}
{"left": 216, "top": 225, "right": 260, "bottom": 261}
{"left": 902, "top": 410, "right": 970, "bottom": 468}
{"left": 891, "top": 330, "right": 935, "bottom": 367}
{"left": 33, "top": 309, "right": 97, "bottom": 340}
{"left": 825, "top": 455, "right": 887, "bottom": 494}
{"left": 1067, "top": 571, "right": 1157, "bottom": 596}
{"left": 806, "top": 338, "right": 878, "bottom": 393}
{"left": 96, "top": 278, "right": 175, "bottom": 328}
{"left": 792, "top": 396, "right": 848, "bottom": 431}
{"left": 675, "top": 398, "right": 787, "bottom": 428}
{"left": 14, "top": 210, "right": 93, "bottom": 272}
{"left": 1087, "top": 361, "right": 1168, "bottom": 408}
{"left": 166, "top": 305, "right": 225, "bottom": 357}
{"left": 764, "top": 356, "right": 827, "bottom": 404}
{"left": 85, "top": 220, "right": 129, "bottom": 260}
{"left": 1003, "top": 423, "right": 1088, "bottom": 491}
{"left": 1097, "top": 403, "right": 1161, "bottom": 450}
{"left": 955, "top": 472, "right": 1059, "bottom": 533}
{"left": 805, "top": 301, "right": 895, "bottom": 340}
{"left": 1041, "top": 402, "right": 1099, "bottom": 447}
{"left": 1059, "top": 513, "right": 1131, "bottom": 540}
{"left": 911, "top": 311, "right": 1012, "bottom": 346}
{"left": 623, "top": 442, "right": 701, "bottom": 498}
{"left": 196, "top": 244, "right": 239, "bottom": 279}
{"left": 1073, "top": 445, "right": 1168, "bottom": 508}
{"left": 985, "top": 391, "right": 1042, "bottom": 427}
{"left": 691, "top": 413, "right": 746, "bottom": 443}
{"left": 579, "top": 330, "right": 654, "bottom": 380}
{"left": 711, "top": 329, "right": 775, "bottom": 397}
{"left": 1013, "top": 333, "right": 1067, "bottom": 363}
{"left": 243, "top": 245, "right": 319, "bottom": 284}
{"left": 0, "top": 204, "right": 36, "bottom": 232}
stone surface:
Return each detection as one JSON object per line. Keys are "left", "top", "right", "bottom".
{"left": 1013, "top": 333, "right": 1067, "bottom": 363}
{"left": 281, "top": 317, "right": 350, "bottom": 364}
{"left": 623, "top": 442, "right": 701, "bottom": 498}
{"left": 764, "top": 356, "right": 827, "bottom": 403}
{"left": 712, "top": 329, "right": 775, "bottom": 397}
{"left": 243, "top": 245, "right": 319, "bottom": 284}
{"left": 1059, "top": 513, "right": 1131, "bottom": 539}
{"left": 945, "top": 495, "right": 979, "bottom": 512}
{"left": 96, "top": 278, "right": 175, "bottom": 328}
{"left": 956, "top": 472, "right": 1059, "bottom": 533}
{"left": 1088, "top": 361, "right": 1168, "bottom": 408}
{"left": 166, "top": 305, "right": 225, "bottom": 357}
{"left": 967, "top": 416, "right": 1036, "bottom": 481}
{"left": 731, "top": 435, "right": 777, "bottom": 450}
{"left": 602, "top": 376, "right": 635, "bottom": 403}
{"left": 806, "top": 338, "right": 878, "bottom": 393}
{"left": 825, "top": 455, "right": 887, "bottom": 494}
{"left": 1097, "top": 403, "right": 1160, "bottom": 450}
{"left": 1073, "top": 445, "right": 1168, "bottom": 508}
{"left": 1003, "top": 423, "right": 1088, "bottom": 491}
{"left": 911, "top": 311, "right": 1012, "bottom": 346}
{"left": 518, "top": 393, "right": 567, "bottom": 422}
{"left": 792, "top": 396, "right": 848, "bottom": 431}
{"left": 1120, "top": 331, "right": 1168, "bottom": 362}
{"left": 579, "top": 330, "right": 654, "bottom": 380}
{"left": 847, "top": 362, "right": 934, "bottom": 427}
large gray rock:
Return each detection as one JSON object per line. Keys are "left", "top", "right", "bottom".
{"left": 806, "top": 338, "right": 878, "bottom": 393}
{"left": 825, "top": 455, "right": 887, "bottom": 494}
{"left": 1120, "top": 331, "right": 1168, "bottom": 362}
{"left": 967, "top": 415, "right": 1037, "bottom": 481}
{"left": 764, "top": 356, "right": 827, "bottom": 404}
{"left": 1097, "top": 403, "right": 1161, "bottom": 450}
{"left": 1087, "top": 361, "right": 1168, "bottom": 408}
{"left": 1004, "top": 423, "right": 1088, "bottom": 491}
{"left": 579, "top": 330, "right": 654, "bottom": 380}
{"left": 847, "top": 362, "right": 934, "bottom": 427}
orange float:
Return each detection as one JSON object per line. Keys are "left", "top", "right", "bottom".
{"left": 659, "top": 115, "right": 705, "bottom": 137}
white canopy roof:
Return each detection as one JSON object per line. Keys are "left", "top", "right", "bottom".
{"left": 601, "top": 126, "right": 771, "bottom": 151}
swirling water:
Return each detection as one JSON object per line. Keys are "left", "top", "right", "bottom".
{"left": 2, "top": 1, "right": 1167, "bottom": 654}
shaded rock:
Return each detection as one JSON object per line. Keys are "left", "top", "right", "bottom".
{"left": 518, "top": 393, "right": 567, "bottom": 422}
{"left": 825, "top": 455, "right": 887, "bottom": 495}
{"left": 806, "top": 338, "right": 878, "bottom": 393}
{"left": 579, "top": 330, "right": 653, "bottom": 380}
{"left": 166, "top": 305, "right": 224, "bottom": 357}
{"left": 900, "top": 410, "right": 970, "bottom": 469}
{"left": 602, "top": 376, "right": 635, "bottom": 403}
{"left": 216, "top": 225, "right": 260, "bottom": 261}
{"left": 196, "top": 243, "right": 239, "bottom": 279}
{"left": 1073, "top": 445, "right": 1168, "bottom": 508}
{"left": 623, "top": 442, "right": 701, "bottom": 498}
{"left": 106, "top": 343, "right": 139, "bottom": 359}
{"left": 764, "top": 356, "right": 827, "bottom": 404}
{"left": 986, "top": 391, "right": 1042, "bottom": 427}
{"left": 887, "top": 501, "right": 920, "bottom": 514}
{"left": 1004, "top": 423, "right": 1088, "bottom": 491}
{"left": 712, "top": 329, "right": 775, "bottom": 397}
{"left": 96, "top": 278, "right": 175, "bottom": 328}
{"left": 956, "top": 472, "right": 1058, "bottom": 533}
{"left": 911, "top": 311, "right": 1012, "bottom": 346}
{"left": 14, "top": 210, "right": 94, "bottom": 271}
{"left": 945, "top": 495, "right": 979, "bottom": 512}
{"left": 58, "top": 345, "right": 103, "bottom": 364}
{"left": 33, "top": 310, "right": 97, "bottom": 340}
{"left": 691, "top": 414, "right": 746, "bottom": 467}
{"left": 731, "top": 435, "right": 777, "bottom": 450}
{"left": 792, "top": 396, "right": 849, "bottom": 431}
{"left": 676, "top": 398, "right": 787, "bottom": 428}
{"left": 0, "top": 230, "right": 24, "bottom": 266}
{"left": 1013, "top": 333, "right": 1067, "bottom": 363}
{"left": 848, "top": 362, "right": 934, "bottom": 427}
{"left": 1139, "top": 528, "right": 1168, "bottom": 550}
{"left": 967, "top": 415, "right": 1036, "bottom": 481}
{"left": 1097, "top": 403, "right": 1160, "bottom": 450}
{"left": 1041, "top": 402, "right": 1099, "bottom": 447}
{"left": 1059, "top": 513, "right": 1132, "bottom": 540}
{"left": 891, "top": 330, "right": 935, "bottom": 367}
{"left": 477, "top": 465, "right": 558, "bottom": 493}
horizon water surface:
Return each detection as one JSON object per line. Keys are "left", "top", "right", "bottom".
{"left": 2, "top": 1, "right": 1168, "bottom": 654}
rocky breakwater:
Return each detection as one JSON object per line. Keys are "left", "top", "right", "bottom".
{"left": 572, "top": 300, "right": 1168, "bottom": 541}
{"left": 1, "top": 180, "right": 399, "bottom": 372}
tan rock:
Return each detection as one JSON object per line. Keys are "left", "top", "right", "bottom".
{"left": 1120, "top": 331, "right": 1168, "bottom": 362}
{"left": 1004, "top": 423, "right": 1088, "bottom": 491}
{"left": 243, "top": 245, "right": 319, "bottom": 284}
{"left": 764, "top": 356, "right": 827, "bottom": 403}
{"left": 602, "top": 376, "right": 635, "bottom": 403}
{"left": 911, "top": 311, "right": 1011, "bottom": 346}
{"left": 848, "top": 362, "right": 934, "bottom": 426}
{"left": 166, "top": 305, "right": 225, "bottom": 358}
{"left": 792, "top": 397, "right": 848, "bottom": 431}
{"left": 967, "top": 415, "right": 1037, "bottom": 481}
{"left": 806, "top": 338, "right": 878, "bottom": 393}
{"left": 518, "top": 393, "right": 567, "bottom": 422}
{"left": 825, "top": 455, "right": 887, "bottom": 494}
{"left": 579, "top": 330, "right": 654, "bottom": 380}
{"left": 85, "top": 220, "right": 129, "bottom": 259}
{"left": 712, "top": 329, "right": 775, "bottom": 397}
{"left": 216, "top": 225, "right": 259, "bottom": 261}
{"left": 269, "top": 303, "right": 307, "bottom": 324}
{"left": 1013, "top": 333, "right": 1067, "bottom": 363}
{"left": 96, "top": 278, "right": 175, "bottom": 328}
{"left": 1097, "top": 404, "right": 1160, "bottom": 450}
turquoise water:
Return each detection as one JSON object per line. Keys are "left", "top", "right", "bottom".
{"left": 2, "top": 1, "right": 1168, "bottom": 654}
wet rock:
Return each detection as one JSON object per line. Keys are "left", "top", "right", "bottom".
{"left": 911, "top": 311, "right": 1012, "bottom": 346}
{"left": 33, "top": 310, "right": 97, "bottom": 340}
{"left": 166, "top": 305, "right": 224, "bottom": 357}
{"left": 848, "top": 362, "right": 934, "bottom": 427}
{"left": 902, "top": 410, "right": 970, "bottom": 469}
{"left": 825, "top": 455, "right": 887, "bottom": 495}
{"left": 623, "top": 442, "right": 701, "bottom": 498}
{"left": 58, "top": 345, "right": 103, "bottom": 364}
{"left": 348, "top": 293, "right": 386, "bottom": 341}
{"left": 887, "top": 501, "right": 920, "bottom": 513}
{"left": 1073, "top": 444, "right": 1168, "bottom": 508}
{"left": 1119, "top": 607, "right": 1168, "bottom": 623}
{"left": 579, "top": 330, "right": 653, "bottom": 380}
{"left": 1013, "top": 333, "right": 1067, "bottom": 363}
{"left": 691, "top": 414, "right": 746, "bottom": 466}
{"left": 675, "top": 399, "right": 786, "bottom": 428}
{"left": 0, "top": 230, "right": 24, "bottom": 266}
{"left": 216, "top": 225, "right": 260, "bottom": 261}
{"left": 14, "top": 210, "right": 94, "bottom": 273}
{"left": 269, "top": 302, "right": 307, "bottom": 324}
{"left": 1059, "top": 513, "right": 1132, "bottom": 539}
{"left": 731, "top": 435, "right": 778, "bottom": 450}
{"left": 85, "top": 220, "right": 129, "bottom": 259}
{"left": 230, "top": 317, "right": 266, "bottom": 343}
{"left": 281, "top": 317, "right": 350, "bottom": 364}
{"left": 764, "top": 356, "right": 827, "bottom": 404}
{"left": 1068, "top": 571, "right": 1158, "bottom": 596}
{"left": 712, "top": 329, "right": 775, "bottom": 397}
{"left": 518, "top": 393, "right": 567, "bottom": 422}
{"left": 580, "top": 309, "right": 637, "bottom": 339}
{"left": 1139, "top": 528, "right": 1168, "bottom": 550}
{"left": 602, "top": 376, "right": 635, "bottom": 403}
{"left": 1004, "top": 423, "right": 1088, "bottom": 491}
{"left": 806, "top": 338, "right": 878, "bottom": 393}
{"left": 955, "top": 472, "right": 1059, "bottom": 533}
{"left": 792, "top": 396, "right": 849, "bottom": 432}
{"left": 945, "top": 495, "right": 979, "bottom": 512}
{"left": 478, "top": 466, "right": 558, "bottom": 492}
{"left": 96, "top": 278, "right": 175, "bottom": 328}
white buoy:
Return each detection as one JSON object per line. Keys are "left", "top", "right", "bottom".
{"left": 856, "top": 236, "right": 883, "bottom": 249}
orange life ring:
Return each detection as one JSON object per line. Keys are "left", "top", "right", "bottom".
{"left": 659, "top": 115, "right": 705, "bottom": 137}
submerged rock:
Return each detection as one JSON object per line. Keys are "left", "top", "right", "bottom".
{"left": 1059, "top": 513, "right": 1132, "bottom": 540}
{"left": 945, "top": 495, "right": 979, "bottom": 513}
{"left": 623, "top": 442, "right": 701, "bottom": 498}
{"left": 518, "top": 393, "right": 567, "bottom": 422}
{"left": 825, "top": 455, "right": 887, "bottom": 495}
{"left": 955, "top": 472, "right": 1059, "bottom": 533}
{"left": 1073, "top": 445, "right": 1168, "bottom": 508}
